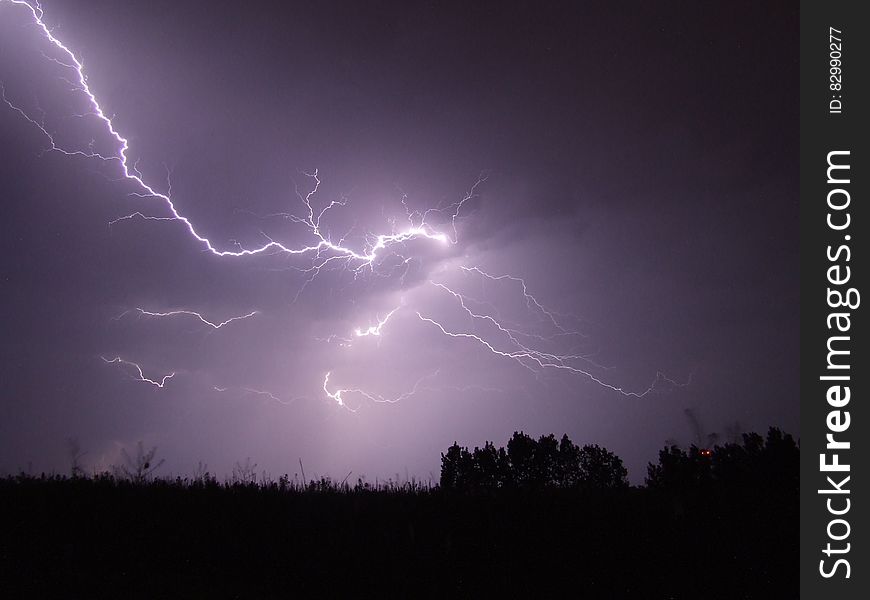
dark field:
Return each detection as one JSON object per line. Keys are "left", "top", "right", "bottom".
{"left": 0, "top": 431, "right": 798, "bottom": 598}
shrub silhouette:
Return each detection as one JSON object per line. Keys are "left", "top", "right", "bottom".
{"left": 118, "top": 441, "right": 165, "bottom": 484}
{"left": 441, "top": 432, "right": 628, "bottom": 491}
{"left": 65, "top": 437, "right": 86, "bottom": 478}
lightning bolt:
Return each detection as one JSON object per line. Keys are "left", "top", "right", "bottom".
{"left": 411, "top": 269, "right": 688, "bottom": 398}
{"left": 323, "top": 370, "right": 439, "bottom": 412}
{"left": 354, "top": 305, "right": 401, "bottom": 338}
{"left": 212, "top": 385, "right": 300, "bottom": 406}
{"left": 459, "top": 266, "right": 584, "bottom": 337}
{"left": 322, "top": 371, "right": 355, "bottom": 410}
{"left": 414, "top": 312, "right": 678, "bottom": 397}
{"left": 118, "top": 308, "right": 259, "bottom": 330}
{"left": 241, "top": 387, "right": 299, "bottom": 406}
{"left": 101, "top": 356, "right": 175, "bottom": 388}
{"left": 322, "top": 368, "right": 508, "bottom": 411}
{"left": 0, "top": 0, "right": 479, "bottom": 279}
{"left": 3, "top": 0, "right": 687, "bottom": 407}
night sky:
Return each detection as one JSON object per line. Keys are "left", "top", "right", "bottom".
{"left": 0, "top": 0, "right": 798, "bottom": 483}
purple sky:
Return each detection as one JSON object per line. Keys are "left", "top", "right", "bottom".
{"left": 0, "top": 0, "right": 798, "bottom": 483}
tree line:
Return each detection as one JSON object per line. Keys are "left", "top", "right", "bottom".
{"left": 440, "top": 427, "right": 798, "bottom": 492}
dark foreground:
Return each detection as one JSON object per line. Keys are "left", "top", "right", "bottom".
{"left": 1, "top": 474, "right": 795, "bottom": 598}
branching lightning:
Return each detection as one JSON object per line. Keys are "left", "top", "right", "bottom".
{"left": 414, "top": 270, "right": 688, "bottom": 398}
{"left": 101, "top": 356, "right": 175, "bottom": 388}
{"left": 3, "top": 0, "right": 687, "bottom": 408}
{"left": 1, "top": 0, "right": 481, "bottom": 279}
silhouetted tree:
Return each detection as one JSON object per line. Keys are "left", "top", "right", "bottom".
{"left": 646, "top": 427, "right": 799, "bottom": 492}
{"left": 506, "top": 431, "right": 537, "bottom": 487}
{"left": 578, "top": 444, "right": 628, "bottom": 489}
{"left": 440, "top": 442, "right": 474, "bottom": 490}
{"left": 646, "top": 444, "right": 714, "bottom": 489}
{"left": 440, "top": 443, "right": 460, "bottom": 490}
{"left": 556, "top": 434, "right": 582, "bottom": 487}
{"left": 533, "top": 434, "right": 560, "bottom": 487}
{"left": 441, "top": 432, "right": 628, "bottom": 491}
{"left": 761, "top": 427, "right": 800, "bottom": 491}
{"left": 471, "top": 442, "right": 507, "bottom": 489}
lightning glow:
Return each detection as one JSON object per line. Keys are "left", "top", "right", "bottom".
{"left": 354, "top": 306, "right": 401, "bottom": 338}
